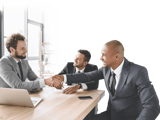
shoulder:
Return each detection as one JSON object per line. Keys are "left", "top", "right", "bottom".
{"left": 126, "top": 58, "right": 148, "bottom": 76}
{"left": 0, "top": 55, "right": 12, "bottom": 65}
{"left": 86, "top": 63, "right": 98, "bottom": 70}
{"left": 0, "top": 55, "right": 15, "bottom": 70}
{"left": 130, "top": 61, "right": 147, "bottom": 72}
{"left": 67, "top": 62, "right": 74, "bottom": 66}
{"left": 63, "top": 62, "right": 74, "bottom": 70}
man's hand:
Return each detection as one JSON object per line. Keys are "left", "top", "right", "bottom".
{"left": 53, "top": 80, "right": 63, "bottom": 89}
{"left": 44, "top": 77, "right": 63, "bottom": 89}
{"left": 52, "top": 75, "right": 64, "bottom": 84}
{"left": 44, "top": 77, "right": 54, "bottom": 86}
{"left": 63, "top": 84, "right": 80, "bottom": 94}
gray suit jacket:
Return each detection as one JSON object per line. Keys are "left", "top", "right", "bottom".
{"left": 0, "top": 54, "right": 41, "bottom": 92}
{"left": 66, "top": 58, "right": 160, "bottom": 120}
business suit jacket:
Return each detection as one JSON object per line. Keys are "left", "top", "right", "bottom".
{"left": 58, "top": 62, "right": 99, "bottom": 90}
{"left": 0, "top": 54, "right": 41, "bottom": 92}
{"left": 66, "top": 58, "right": 160, "bottom": 120}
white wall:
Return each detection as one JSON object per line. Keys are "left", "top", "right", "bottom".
{"left": 44, "top": 0, "right": 160, "bottom": 118}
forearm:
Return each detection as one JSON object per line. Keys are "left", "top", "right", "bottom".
{"left": 67, "top": 69, "right": 103, "bottom": 84}
{"left": 136, "top": 107, "right": 159, "bottom": 120}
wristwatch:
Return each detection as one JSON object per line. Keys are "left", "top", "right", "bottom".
{"left": 78, "top": 83, "right": 82, "bottom": 89}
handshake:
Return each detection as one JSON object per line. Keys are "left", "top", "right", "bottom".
{"left": 44, "top": 75, "right": 64, "bottom": 89}
{"left": 44, "top": 75, "right": 81, "bottom": 94}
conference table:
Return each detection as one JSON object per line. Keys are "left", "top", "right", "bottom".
{"left": 0, "top": 87, "right": 105, "bottom": 120}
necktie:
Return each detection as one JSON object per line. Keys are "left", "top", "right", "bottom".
{"left": 78, "top": 71, "right": 81, "bottom": 73}
{"left": 18, "top": 61, "right": 23, "bottom": 81}
{"left": 110, "top": 72, "right": 116, "bottom": 96}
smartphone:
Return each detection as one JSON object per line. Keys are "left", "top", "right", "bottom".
{"left": 78, "top": 96, "right": 92, "bottom": 100}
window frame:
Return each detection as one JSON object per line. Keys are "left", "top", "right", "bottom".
{"left": 0, "top": 5, "right": 44, "bottom": 76}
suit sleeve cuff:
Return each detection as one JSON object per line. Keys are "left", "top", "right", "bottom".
{"left": 63, "top": 75, "right": 67, "bottom": 83}
{"left": 81, "top": 83, "right": 88, "bottom": 90}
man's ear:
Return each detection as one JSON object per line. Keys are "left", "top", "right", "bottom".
{"left": 83, "top": 61, "right": 88, "bottom": 66}
{"left": 115, "top": 52, "right": 119, "bottom": 59}
{"left": 10, "top": 47, "right": 15, "bottom": 53}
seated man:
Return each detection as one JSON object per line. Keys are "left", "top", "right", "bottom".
{"left": 58, "top": 49, "right": 99, "bottom": 117}
{"left": 53, "top": 40, "right": 160, "bottom": 120}
{"left": 0, "top": 33, "right": 54, "bottom": 92}
{"left": 58, "top": 49, "right": 99, "bottom": 94}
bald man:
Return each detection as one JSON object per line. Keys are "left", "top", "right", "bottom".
{"left": 53, "top": 40, "right": 160, "bottom": 120}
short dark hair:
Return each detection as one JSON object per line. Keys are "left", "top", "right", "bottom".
{"left": 5, "top": 33, "right": 25, "bottom": 53}
{"left": 78, "top": 49, "right": 91, "bottom": 62}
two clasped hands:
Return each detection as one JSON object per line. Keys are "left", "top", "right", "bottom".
{"left": 44, "top": 75, "right": 80, "bottom": 94}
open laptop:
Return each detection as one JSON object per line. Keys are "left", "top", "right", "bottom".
{"left": 0, "top": 88, "right": 42, "bottom": 107}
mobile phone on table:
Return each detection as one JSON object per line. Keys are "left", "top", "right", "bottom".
{"left": 78, "top": 96, "right": 92, "bottom": 100}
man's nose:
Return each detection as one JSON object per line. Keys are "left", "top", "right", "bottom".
{"left": 25, "top": 48, "right": 28, "bottom": 53}
{"left": 74, "top": 58, "right": 77, "bottom": 62}
{"left": 99, "top": 55, "right": 103, "bottom": 64}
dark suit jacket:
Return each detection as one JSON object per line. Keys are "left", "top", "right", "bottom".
{"left": 66, "top": 58, "right": 160, "bottom": 120}
{"left": 58, "top": 62, "right": 99, "bottom": 90}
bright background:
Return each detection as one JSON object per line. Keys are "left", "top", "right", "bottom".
{"left": 40, "top": 0, "right": 160, "bottom": 96}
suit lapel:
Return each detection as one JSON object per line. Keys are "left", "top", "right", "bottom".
{"left": 8, "top": 54, "right": 22, "bottom": 80}
{"left": 73, "top": 67, "right": 76, "bottom": 73}
{"left": 114, "top": 58, "right": 130, "bottom": 98}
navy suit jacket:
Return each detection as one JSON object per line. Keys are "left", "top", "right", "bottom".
{"left": 66, "top": 58, "right": 160, "bottom": 120}
{"left": 58, "top": 62, "right": 99, "bottom": 90}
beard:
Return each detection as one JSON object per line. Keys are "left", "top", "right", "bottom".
{"left": 15, "top": 51, "right": 26, "bottom": 59}
{"left": 74, "top": 62, "right": 84, "bottom": 68}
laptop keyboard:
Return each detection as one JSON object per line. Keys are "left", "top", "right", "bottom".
{"left": 32, "top": 100, "right": 38, "bottom": 105}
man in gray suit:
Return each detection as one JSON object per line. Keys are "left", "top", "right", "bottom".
{"left": 53, "top": 40, "right": 160, "bottom": 120}
{"left": 0, "top": 33, "right": 55, "bottom": 92}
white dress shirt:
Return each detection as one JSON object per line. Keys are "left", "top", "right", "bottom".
{"left": 64, "top": 59, "right": 125, "bottom": 90}
{"left": 63, "top": 67, "right": 88, "bottom": 90}
{"left": 110, "top": 59, "right": 124, "bottom": 90}
{"left": 13, "top": 58, "right": 45, "bottom": 88}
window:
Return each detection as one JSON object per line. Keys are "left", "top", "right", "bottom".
{"left": 0, "top": 2, "right": 61, "bottom": 76}
{"left": 4, "top": 6, "right": 25, "bottom": 37}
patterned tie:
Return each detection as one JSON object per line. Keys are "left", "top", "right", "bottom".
{"left": 110, "top": 72, "right": 116, "bottom": 96}
{"left": 18, "top": 61, "right": 23, "bottom": 81}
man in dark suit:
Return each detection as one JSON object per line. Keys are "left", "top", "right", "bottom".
{"left": 53, "top": 40, "right": 160, "bottom": 120}
{"left": 58, "top": 50, "right": 99, "bottom": 117}
{"left": 58, "top": 50, "right": 99, "bottom": 92}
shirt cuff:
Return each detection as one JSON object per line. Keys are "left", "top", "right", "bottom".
{"left": 63, "top": 75, "right": 67, "bottom": 83}
{"left": 38, "top": 78, "right": 45, "bottom": 88}
{"left": 81, "top": 83, "right": 88, "bottom": 90}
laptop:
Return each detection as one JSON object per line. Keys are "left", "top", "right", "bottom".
{"left": 0, "top": 88, "right": 42, "bottom": 107}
